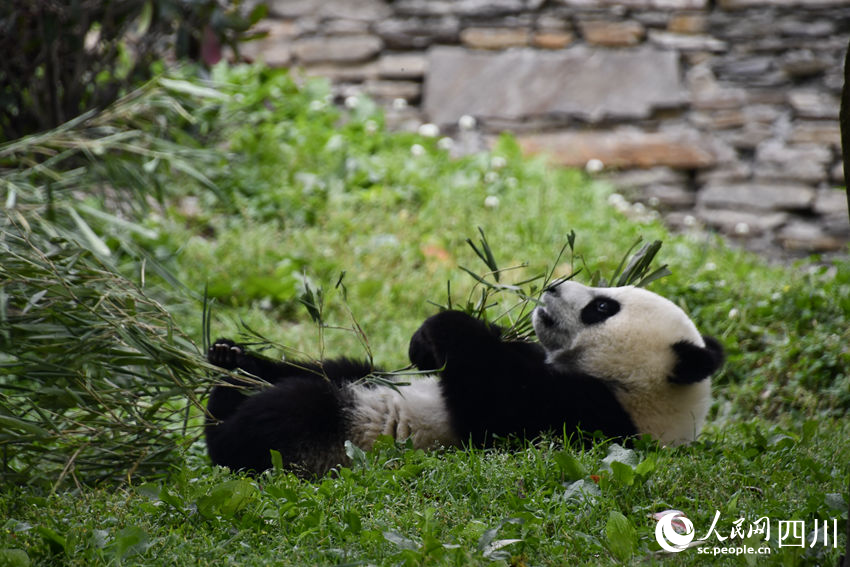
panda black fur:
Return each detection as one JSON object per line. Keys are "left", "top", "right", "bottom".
{"left": 205, "top": 281, "right": 724, "bottom": 475}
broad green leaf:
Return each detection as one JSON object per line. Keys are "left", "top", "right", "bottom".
{"left": 553, "top": 451, "right": 587, "bottom": 481}
{"left": 605, "top": 511, "right": 636, "bottom": 562}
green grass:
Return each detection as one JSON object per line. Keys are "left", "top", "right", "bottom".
{"left": 1, "top": 64, "right": 848, "bottom": 565}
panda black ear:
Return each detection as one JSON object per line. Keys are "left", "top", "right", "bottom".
{"left": 669, "top": 335, "right": 725, "bottom": 384}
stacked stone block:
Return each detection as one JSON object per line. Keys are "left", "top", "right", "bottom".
{"left": 240, "top": 0, "right": 850, "bottom": 257}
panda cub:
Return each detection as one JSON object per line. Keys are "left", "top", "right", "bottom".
{"left": 205, "top": 281, "right": 724, "bottom": 475}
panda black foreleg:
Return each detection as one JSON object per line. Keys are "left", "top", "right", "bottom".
{"left": 208, "top": 338, "right": 375, "bottom": 386}
{"left": 408, "top": 310, "right": 503, "bottom": 371}
{"left": 409, "top": 311, "right": 551, "bottom": 444}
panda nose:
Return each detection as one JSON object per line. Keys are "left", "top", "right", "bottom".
{"left": 544, "top": 279, "right": 567, "bottom": 294}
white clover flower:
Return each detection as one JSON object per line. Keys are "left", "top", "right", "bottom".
{"left": 490, "top": 156, "right": 507, "bottom": 170}
{"left": 364, "top": 120, "right": 378, "bottom": 134}
{"left": 308, "top": 100, "right": 324, "bottom": 112}
{"left": 632, "top": 202, "right": 646, "bottom": 214}
{"left": 728, "top": 308, "right": 740, "bottom": 319}
{"left": 484, "top": 171, "right": 498, "bottom": 184}
{"left": 458, "top": 114, "right": 477, "bottom": 130}
{"left": 484, "top": 195, "right": 500, "bottom": 209}
{"left": 585, "top": 158, "right": 604, "bottom": 173}
{"left": 418, "top": 123, "right": 440, "bottom": 138}
{"left": 734, "top": 222, "right": 750, "bottom": 235}
{"left": 392, "top": 97, "right": 408, "bottom": 110}
{"left": 704, "top": 262, "right": 717, "bottom": 271}
{"left": 344, "top": 95, "right": 359, "bottom": 109}
{"left": 437, "top": 137, "right": 454, "bottom": 151}
{"left": 607, "top": 193, "right": 629, "bottom": 213}
{"left": 648, "top": 197, "right": 660, "bottom": 207}
{"left": 410, "top": 144, "right": 425, "bottom": 157}
{"left": 683, "top": 215, "right": 697, "bottom": 227}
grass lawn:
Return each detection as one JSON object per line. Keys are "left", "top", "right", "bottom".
{"left": 1, "top": 64, "right": 848, "bottom": 566}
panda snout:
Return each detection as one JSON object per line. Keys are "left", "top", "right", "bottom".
{"left": 535, "top": 306, "right": 556, "bottom": 328}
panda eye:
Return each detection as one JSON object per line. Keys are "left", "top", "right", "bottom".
{"left": 581, "top": 296, "right": 621, "bottom": 325}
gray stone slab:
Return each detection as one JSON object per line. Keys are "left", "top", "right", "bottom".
{"left": 292, "top": 35, "right": 383, "bottom": 64}
{"left": 515, "top": 127, "right": 716, "bottom": 169}
{"left": 698, "top": 182, "right": 816, "bottom": 211}
{"left": 423, "top": 46, "right": 686, "bottom": 125}
{"left": 268, "top": 0, "right": 392, "bottom": 19}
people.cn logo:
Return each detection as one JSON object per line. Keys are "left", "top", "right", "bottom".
{"left": 655, "top": 511, "right": 696, "bottom": 553}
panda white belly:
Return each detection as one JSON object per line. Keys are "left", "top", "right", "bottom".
{"left": 345, "top": 377, "right": 459, "bottom": 451}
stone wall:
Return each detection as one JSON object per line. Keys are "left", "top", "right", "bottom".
{"left": 243, "top": 0, "right": 850, "bottom": 258}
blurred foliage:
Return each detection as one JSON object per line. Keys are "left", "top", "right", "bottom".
{"left": 0, "top": 0, "right": 266, "bottom": 141}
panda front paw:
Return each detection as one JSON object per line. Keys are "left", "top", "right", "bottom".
{"left": 208, "top": 338, "right": 245, "bottom": 370}
{"left": 409, "top": 324, "right": 442, "bottom": 371}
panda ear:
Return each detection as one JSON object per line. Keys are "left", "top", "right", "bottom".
{"left": 669, "top": 335, "right": 725, "bottom": 384}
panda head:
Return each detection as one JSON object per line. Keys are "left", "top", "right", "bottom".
{"left": 532, "top": 281, "right": 724, "bottom": 445}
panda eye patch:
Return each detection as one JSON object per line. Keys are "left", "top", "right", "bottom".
{"left": 581, "top": 296, "right": 620, "bottom": 325}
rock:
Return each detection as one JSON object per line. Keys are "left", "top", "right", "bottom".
{"left": 813, "top": 189, "right": 849, "bottom": 217}
{"left": 236, "top": 20, "right": 297, "bottom": 66}
{"left": 776, "top": 18, "right": 835, "bottom": 37}
{"left": 460, "top": 27, "right": 531, "bottom": 49}
{"left": 686, "top": 64, "right": 748, "bottom": 109}
{"left": 292, "top": 35, "right": 383, "bottom": 64}
{"left": 698, "top": 182, "right": 815, "bottom": 211}
{"left": 754, "top": 141, "right": 832, "bottom": 184}
{"left": 648, "top": 30, "right": 728, "bottom": 52}
{"left": 423, "top": 46, "right": 687, "bottom": 125}
{"left": 532, "top": 30, "right": 575, "bottom": 49}
{"left": 378, "top": 53, "right": 429, "bottom": 79}
{"left": 788, "top": 121, "right": 840, "bottom": 147}
{"left": 578, "top": 20, "right": 645, "bottom": 47}
{"left": 667, "top": 13, "right": 707, "bottom": 34}
{"left": 394, "top": 0, "right": 525, "bottom": 16}
{"left": 515, "top": 127, "right": 717, "bottom": 169}
{"left": 692, "top": 87, "right": 748, "bottom": 110}
{"left": 696, "top": 160, "right": 752, "bottom": 184}
{"left": 697, "top": 209, "right": 788, "bottom": 235}
{"left": 383, "top": 106, "right": 424, "bottom": 132}
{"left": 559, "top": 0, "right": 707, "bottom": 7}
{"left": 301, "top": 62, "right": 380, "bottom": 81}
{"left": 777, "top": 221, "right": 847, "bottom": 252}
{"left": 643, "top": 184, "right": 698, "bottom": 208}
{"left": 689, "top": 109, "right": 746, "bottom": 130}
{"left": 363, "top": 79, "right": 422, "bottom": 101}
{"left": 536, "top": 13, "right": 572, "bottom": 30}
{"left": 714, "top": 56, "right": 773, "bottom": 80}
{"left": 374, "top": 17, "right": 460, "bottom": 49}
{"left": 788, "top": 90, "right": 839, "bottom": 120}
{"left": 719, "top": 0, "right": 848, "bottom": 9}
{"left": 267, "top": 0, "right": 392, "bottom": 20}
{"left": 780, "top": 50, "right": 831, "bottom": 78}
{"left": 605, "top": 166, "right": 687, "bottom": 188}
{"left": 324, "top": 19, "right": 371, "bottom": 35}
{"left": 718, "top": 122, "right": 773, "bottom": 150}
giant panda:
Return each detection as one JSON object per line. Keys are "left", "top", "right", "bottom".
{"left": 204, "top": 281, "right": 724, "bottom": 475}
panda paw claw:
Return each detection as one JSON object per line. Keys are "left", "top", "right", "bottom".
{"left": 208, "top": 338, "right": 244, "bottom": 370}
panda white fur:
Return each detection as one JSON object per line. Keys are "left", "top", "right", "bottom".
{"left": 205, "top": 281, "right": 724, "bottom": 475}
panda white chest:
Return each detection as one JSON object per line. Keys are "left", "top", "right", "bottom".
{"left": 346, "top": 377, "right": 459, "bottom": 451}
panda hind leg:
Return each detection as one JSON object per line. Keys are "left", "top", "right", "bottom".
{"left": 205, "top": 375, "right": 349, "bottom": 475}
